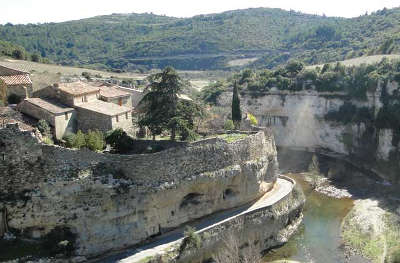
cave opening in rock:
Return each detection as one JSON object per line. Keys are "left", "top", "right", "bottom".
{"left": 223, "top": 188, "right": 236, "bottom": 200}
{"left": 180, "top": 193, "right": 204, "bottom": 208}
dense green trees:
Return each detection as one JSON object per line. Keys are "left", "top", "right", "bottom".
{"left": 0, "top": 40, "right": 42, "bottom": 62}
{"left": 204, "top": 59, "right": 400, "bottom": 101}
{"left": 1, "top": 7, "right": 399, "bottom": 70}
{"left": 139, "top": 67, "right": 202, "bottom": 141}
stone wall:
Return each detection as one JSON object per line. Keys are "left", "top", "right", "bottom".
{"left": 0, "top": 125, "right": 278, "bottom": 257}
{"left": 54, "top": 111, "right": 77, "bottom": 139}
{"left": 17, "top": 99, "right": 57, "bottom": 126}
{"left": 75, "top": 106, "right": 113, "bottom": 133}
{"left": 110, "top": 111, "right": 132, "bottom": 132}
{"left": 114, "top": 87, "right": 144, "bottom": 108}
{"left": 148, "top": 177, "right": 305, "bottom": 263}
{"left": 7, "top": 84, "right": 33, "bottom": 99}
{"left": 71, "top": 92, "right": 98, "bottom": 107}
{"left": 103, "top": 96, "right": 132, "bottom": 108}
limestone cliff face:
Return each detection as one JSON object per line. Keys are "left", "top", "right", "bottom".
{"left": 0, "top": 125, "right": 278, "bottom": 257}
{"left": 217, "top": 82, "right": 400, "bottom": 183}
{"left": 218, "top": 91, "right": 367, "bottom": 153}
{"left": 146, "top": 178, "right": 305, "bottom": 263}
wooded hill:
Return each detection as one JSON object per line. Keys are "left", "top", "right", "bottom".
{"left": 0, "top": 7, "right": 399, "bottom": 71}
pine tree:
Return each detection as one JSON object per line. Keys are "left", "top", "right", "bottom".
{"left": 231, "top": 82, "right": 242, "bottom": 130}
{"left": 138, "top": 66, "right": 182, "bottom": 140}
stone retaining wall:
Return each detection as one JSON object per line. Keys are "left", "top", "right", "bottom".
{"left": 0, "top": 124, "right": 278, "bottom": 257}
{"left": 148, "top": 177, "right": 305, "bottom": 263}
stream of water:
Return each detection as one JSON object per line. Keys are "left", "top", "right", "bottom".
{"left": 263, "top": 174, "right": 354, "bottom": 263}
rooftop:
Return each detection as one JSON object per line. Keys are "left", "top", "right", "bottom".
{"left": 98, "top": 85, "right": 131, "bottom": 99}
{"left": 0, "top": 65, "right": 32, "bottom": 86}
{"left": 21, "top": 98, "right": 75, "bottom": 115}
{"left": 57, "top": 82, "right": 100, "bottom": 96}
{"left": 0, "top": 74, "right": 32, "bottom": 86}
{"left": 0, "top": 65, "right": 30, "bottom": 76}
{"left": 76, "top": 100, "right": 131, "bottom": 116}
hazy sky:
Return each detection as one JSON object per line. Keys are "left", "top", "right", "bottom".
{"left": 1, "top": 0, "right": 399, "bottom": 24}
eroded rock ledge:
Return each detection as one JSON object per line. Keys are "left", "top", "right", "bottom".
{"left": 0, "top": 124, "right": 280, "bottom": 258}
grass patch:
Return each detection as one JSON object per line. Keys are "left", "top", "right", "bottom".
{"left": 384, "top": 212, "right": 400, "bottom": 263}
{"left": 137, "top": 256, "right": 155, "bottom": 263}
{"left": 218, "top": 133, "right": 248, "bottom": 143}
{"left": 342, "top": 209, "right": 385, "bottom": 262}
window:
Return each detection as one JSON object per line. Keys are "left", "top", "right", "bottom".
{"left": 126, "top": 112, "right": 129, "bottom": 119}
{"left": 116, "top": 115, "right": 119, "bottom": 122}
{"left": 81, "top": 96, "right": 84, "bottom": 102}
{"left": 65, "top": 113, "right": 69, "bottom": 120}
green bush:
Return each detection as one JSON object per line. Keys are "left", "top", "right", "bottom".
{"left": 63, "top": 130, "right": 104, "bottom": 151}
{"left": 224, "top": 119, "right": 235, "bottom": 130}
{"left": 37, "top": 119, "right": 51, "bottom": 138}
{"left": 73, "top": 130, "right": 86, "bottom": 149}
{"left": 85, "top": 130, "right": 105, "bottom": 151}
{"left": 179, "top": 226, "right": 201, "bottom": 255}
{"left": 7, "top": 94, "right": 22, "bottom": 104}
{"left": 105, "top": 128, "right": 134, "bottom": 153}
{"left": 248, "top": 113, "right": 258, "bottom": 126}
{"left": 81, "top": 72, "right": 92, "bottom": 80}
{"left": 42, "top": 136, "right": 54, "bottom": 145}
{"left": 63, "top": 133, "right": 75, "bottom": 148}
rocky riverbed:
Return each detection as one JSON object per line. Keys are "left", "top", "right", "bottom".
{"left": 295, "top": 168, "right": 400, "bottom": 263}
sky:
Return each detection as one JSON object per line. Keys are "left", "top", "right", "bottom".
{"left": 1, "top": 0, "right": 399, "bottom": 24}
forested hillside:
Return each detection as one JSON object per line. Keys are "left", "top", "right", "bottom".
{"left": 0, "top": 7, "right": 399, "bottom": 71}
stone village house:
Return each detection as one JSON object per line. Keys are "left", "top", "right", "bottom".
{"left": 0, "top": 65, "right": 33, "bottom": 102}
{"left": 18, "top": 82, "right": 133, "bottom": 140}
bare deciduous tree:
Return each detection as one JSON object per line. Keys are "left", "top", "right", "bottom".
{"left": 213, "top": 233, "right": 261, "bottom": 263}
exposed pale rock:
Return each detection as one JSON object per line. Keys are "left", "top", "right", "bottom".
{"left": 0, "top": 127, "right": 279, "bottom": 257}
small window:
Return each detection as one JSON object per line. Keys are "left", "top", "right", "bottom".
{"left": 116, "top": 115, "right": 119, "bottom": 122}
{"left": 65, "top": 113, "right": 69, "bottom": 120}
{"left": 125, "top": 112, "right": 129, "bottom": 119}
{"left": 81, "top": 96, "right": 84, "bottom": 102}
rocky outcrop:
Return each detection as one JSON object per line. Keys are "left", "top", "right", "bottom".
{"left": 145, "top": 178, "right": 305, "bottom": 263}
{"left": 217, "top": 84, "right": 400, "bottom": 183}
{"left": 0, "top": 124, "right": 279, "bottom": 258}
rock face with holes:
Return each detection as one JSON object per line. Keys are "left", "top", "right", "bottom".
{"left": 0, "top": 124, "right": 278, "bottom": 257}
{"left": 217, "top": 86, "right": 400, "bottom": 184}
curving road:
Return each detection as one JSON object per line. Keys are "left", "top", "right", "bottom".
{"left": 96, "top": 177, "right": 294, "bottom": 263}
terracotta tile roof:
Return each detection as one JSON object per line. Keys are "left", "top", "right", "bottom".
{"left": 21, "top": 98, "right": 75, "bottom": 115}
{"left": 98, "top": 85, "right": 131, "bottom": 99}
{"left": 0, "top": 65, "right": 32, "bottom": 86}
{"left": 0, "top": 65, "right": 29, "bottom": 76}
{"left": 57, "top": 82, "right": 100, "bottom": 96}
{"left": 76, "top": 100, "right": 131, "bottom": 116}
{"left": 0, "top": 74, "right": 32, "bottom": 86}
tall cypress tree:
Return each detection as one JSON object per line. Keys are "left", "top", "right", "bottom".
{"left": 232, "top": 82, "right": 242, "bottom": 130}
{"left": 0, "top": 79, "right": 6, "bottom": 106}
